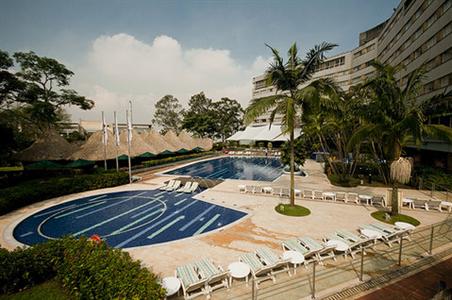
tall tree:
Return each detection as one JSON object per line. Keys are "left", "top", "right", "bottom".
{"left": 182, "top": 92, "right": 217, "bottom": 138}
{"left": 244, "top": 42, "right": 337, "bottom": 206}
{"left": 215, "top": 97, "right": 244, "bottom": 142}
{"left": 348, "top": 61, "right": 452, "bottom": 215}
{"left": 152, "top": 95, "right": 184, "bottom": 134}
{"left": 11, "top": 51, "right": 94, "bottom": 128}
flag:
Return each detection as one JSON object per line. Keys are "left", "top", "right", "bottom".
{"left": 127, "top": 110, "right": 133, "bottom": 144}
{"left": 114, "top": 111, "right": 120, "bottom": 146}
{"left": 102, "top": 112, "right": 108, "bottom": 145}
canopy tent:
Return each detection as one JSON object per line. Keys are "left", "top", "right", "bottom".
{"left": 64, "top": 159, "right": 94, "bottom": 168}
{"left": 15, "top": 129, "right": 77, "bottom": 162}
{"left": 227, "top": 125, "right": 301, "bottom": 143}
{"left": 70, "top": 130, "right": 127, "bottom": 161}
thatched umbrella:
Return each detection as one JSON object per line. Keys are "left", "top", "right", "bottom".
{"left": 141, "top": 129, "right": 175, "bottom": 154}
{"left": 119, "top": 129, "right": 158, "bottom": 157}
{"left": 163, "top": 130, "right": 191, "bottom": 153}
{"left": 15, "top": 129, "right": 77, "bottom": 162}
{"left": 178, "top": 131, "right": 198, "bottom": 150}
{"left": 389, "top": 157, "right": 412, "bottom": 215}
{"left": 194, "top": 136, "right": 213, "bottom": 151}
{"left": 70, "top": 130, "right": 127, "bottom": 161}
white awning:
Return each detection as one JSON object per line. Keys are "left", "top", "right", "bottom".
{"left": 227, "top": 125, "right": 301, "bottom": 142}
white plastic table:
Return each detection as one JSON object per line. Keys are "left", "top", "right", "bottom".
{"left": 294, "top": 189, "right": 302, "bottom": 198}
{"left": 402, "top": 198, "right": 414, "bottom": 209}
{"left": 324, "top": 239, "right": 349, "bottom": 252}
{"left": 228, "top": 262, "right": 250, "bottom": 286}
{"left": 440, "top": 201, "right": 452, "bottom": 212}
{"left": 282, "top": 250, "right": 305, "bottom": 274}
{"left": 162, "top": 276, "right": 181, "bottom": 297}
{"left": 394, "top": 221, "right": 416, "bottom": 231}
{"left": 360, "top": 228, "right": 382, "bottom": 239}
{"left": 323, "top": 192, "right": 336, "bottom": 201}
{"left": 359, "top": 194, "right": 373, "bottom": 205}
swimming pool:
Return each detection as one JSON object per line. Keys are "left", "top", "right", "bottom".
{"left": 13, "top": 190, "right": 246, "bottom": 249}
{"left": 164, "top": 157, "right": 283, "bottom": 181}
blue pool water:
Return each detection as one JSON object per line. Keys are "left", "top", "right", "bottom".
{"left": 164, "top": 157, "right": 284, "bottom": 181}
{"left": 13, "top": 190, "right": 246, "bottom": 248}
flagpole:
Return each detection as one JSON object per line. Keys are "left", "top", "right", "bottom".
{"left": 102, "top": 111, "right": 107, "bottom": 171}
{"left": 126, "top": 109, "right": 132, "bottom": 184}
{"left": 114, "top": 111, "right": 119, "bottom": 172}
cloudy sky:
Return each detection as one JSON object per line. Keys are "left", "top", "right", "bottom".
{"left": 1, "top": 0, "right": 398, "bottom": 123}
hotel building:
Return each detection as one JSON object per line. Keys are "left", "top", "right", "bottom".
{"left": 250, "top": 0, "right": 452, "bottom": 167}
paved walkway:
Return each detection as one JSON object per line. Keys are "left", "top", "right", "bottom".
{"left": 359, "top": 257, "right": 452, "bottom": 300}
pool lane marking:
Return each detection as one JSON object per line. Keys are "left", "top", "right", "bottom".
{"left": 114, "top": 200, "right": 199, "bottom": 248}
{"left": 110, "top": 207, "right": 164, "bottom": 235}
{"left": 130, "top": 198, "right": 163, "bottom": 218}
{"left": 19, "top": 232, "right": 33, "bottom": 237}
{"left": 194, "top": 214, "right": 221, "bottom": 235}
{"left": 55, "top": 201, "right": 107, "bottom": 219}
{"left": 147, "top": 216, "right": 185, "bottom": 239}
{"left": 174, "top": 193, "right": 185, "bottom": 198}
{"left": 155, "top": 191, "right": 167, "bottom": 196}
{"left": 33, "top": 204, "right": 77, "bottom": 218}
{"left": 72, "top": 198, "right": 158, "bottom": 236}
{"left": 75, "top": 191, "right": 148, "bottom": 219}
{"left": 175, "top": 198, "right": 188, "bottom": 206}
{"left": 179, "top": 206, "right": 216, "bottom": 231}
{"left": 87, "top": 195, "right": 109, "bottom": 202}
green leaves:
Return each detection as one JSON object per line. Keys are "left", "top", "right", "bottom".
{"left": 152, "top": 95, "right": 184, "bottom": 134}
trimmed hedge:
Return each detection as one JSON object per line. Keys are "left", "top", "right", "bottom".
{"left": 0, "top": 171, "right": 129, "bottom": 216}
{"left": 0, "top": 237, "right": 165, "bottom": 299}
{"left": 143, "top": 151, "right": 214, "bottom": 168}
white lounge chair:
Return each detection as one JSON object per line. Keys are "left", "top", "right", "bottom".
{"left": 255, "top": 247, "right": 291, "bottom": 277}
{"left": 347, "top": 193, "right": 359, "bottom": 204}
{"left": 193, "top": 258, "right": 228, "bottom": 296}
{"left": 313, "top": 190, "right": 323, "bottom": 200}
{"left": 167, "top": 180, "right": 182, "bottom": 191}
{"left": 281, "top": 239, "right": 318, "bottom": 267}
{"left": 239, "top": 253, "right": 275, "bottom": 289}
{"left": 302, "top": 190, "right": 314, "bottom": 200}
{"left": 372, "top": 195, "right": 386, "bottom": 207}
{"left": 426, "top": 200, "right": 442, "bottom": 212}
{"left": 160, "top": 179, "right": 175, "bottom": 191}
{"left": 335, "top": 192, "right": 347, "bottom": 203}
{"left": 412, "top": 198, "right": 428, "bottom": 210}
{"left": 177, "top": 182, "right": 192, "bottom": 193}
{"left": 176, "top": 263, "right": 208, "bottom": 299}
{"left": 187, "top": 182, "right": 199, "bottom": 193}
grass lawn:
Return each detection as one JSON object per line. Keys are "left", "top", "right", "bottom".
{"left": 371, "top": 211, "right": 420, "bottom": 226}
{"left": 0, "top": 280, "right": 71, "bottom": 300}
{"left": 0, "top": 166, "right": 23, "bottom": 172}
{"left": 275, "top": 203, "right": 311, "bottom": 217}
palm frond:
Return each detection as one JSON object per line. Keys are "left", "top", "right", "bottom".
{"left": 423, "top": 124, "right": 452, "bottom": 142}
{"left": 244, "top": 94, "right": 281, "bottom": 125}
{"left": 347, "top": 124, "right": 382, "bottom": 151}
{"left": 300, "top": 42, "right": 337, "bottom": 81}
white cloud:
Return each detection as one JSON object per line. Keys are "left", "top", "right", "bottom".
{"left": 67, "top": 34, "right": 269, "bottom": 123}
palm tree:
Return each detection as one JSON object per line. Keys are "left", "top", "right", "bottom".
{"left": 349, "top": 61, "right": 452, "bottom": 215}
{"left": 244, "top": 42, "right": 337, "bottom": 206}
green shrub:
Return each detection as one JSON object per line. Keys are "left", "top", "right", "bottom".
{"left": 0, "top": 172, "right": 129, "bottom": 216}
{"left": 0, "top": 237, "right": 165, "bottom": 299}
{"left": 328, "top": 174, "right": 361, "bottom": 187}
{"left": 143, "top": 151, "right": 214, "bottom": 168}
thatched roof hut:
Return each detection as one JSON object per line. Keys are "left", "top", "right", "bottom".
{"left": 163, "top": 130, "right": 190, "bottom": 152}
{"left": 194, "top": 137, "right": 213, "bottom": 151}
{"left": 178, "top": 131, "right": 198, "bottom": 150}
{"left": 70, "top": 130, "right": 127, "bottom": 161}
{"left": 15, "top": 129, "right": 77, "bottom": 162}
{"left": 141, "top": 129, "right": 176, "bottom": 153}
{"left": 118, "top": 129, "right": 159, "bottom": 157}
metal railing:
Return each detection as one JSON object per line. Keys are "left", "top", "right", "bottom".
{"left": 418, "top": 179, "right": 450, "bottom": 202}
{"left": 211, "top": 217, "right": 452, "bottom": 300}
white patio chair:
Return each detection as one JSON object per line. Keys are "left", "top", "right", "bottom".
{"left": 177, "top": 182, "right": 192, "bottom": 193}
{"left": 313, "top": 190, "right": 323, "bottom": 200}
{"left": 335, "top": 192, "right": 347, "bottom": 203}
{"left": 302, "top": 189, "right": 314, "bottom": 200}
{"left": 160, "top": 179, "right": 175, "bottom": 191}
{"left": 347, "top": 192, "right": 359, "bottom": 204}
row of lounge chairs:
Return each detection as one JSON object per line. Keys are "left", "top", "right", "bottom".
{"left": 227, "top": 150, "right": 281, "bottom": 156}
{"left": 174, "top": 222, "right": 413, "bottom": 299}
{"left": 239, "top": 185, "right": 386, "bottom": 207}
{"left": 404, "top": 197, "right": 451, "bottom": 212}
{"left": 160, "top": 180, "right": 199, "bottom": 193}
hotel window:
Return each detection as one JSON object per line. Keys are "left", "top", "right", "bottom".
{"left": 441, "top": 48, "right": 452, "bottom": 63}
{"left": 424, "top": 82, "right": 434, "bottom": 93}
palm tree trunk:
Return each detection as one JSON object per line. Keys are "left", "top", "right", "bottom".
{"left": 391, "top": 181, "right": 399, "bottom": 216}
{"left": 290, "top": 128, "right": 295, "bottom": 206}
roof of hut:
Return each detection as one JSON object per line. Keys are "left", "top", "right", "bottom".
{"left": 15, "top": 129, "right": 77, "bottom": 161}
{"left": 141, "top": 129, "right": 175, "bottom": 153}
{"left": 163, "top": 130, "right": 190, "bottom": 151}
{"left": 70, "top": 130, "right": 127, "bottom": 161}
{"left": 178, "top": 131, "right": 198, "bottom": 150}
{"left": 118, "top": 129, "right": 158, "bottom": 157}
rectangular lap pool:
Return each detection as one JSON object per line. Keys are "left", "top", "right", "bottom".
{"left": 164, "top": 157, "right": 284, "bottom": 181}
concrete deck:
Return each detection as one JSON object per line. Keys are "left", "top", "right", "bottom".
{"left": 0, "top": 158, "right": 449, "bottom": 298}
